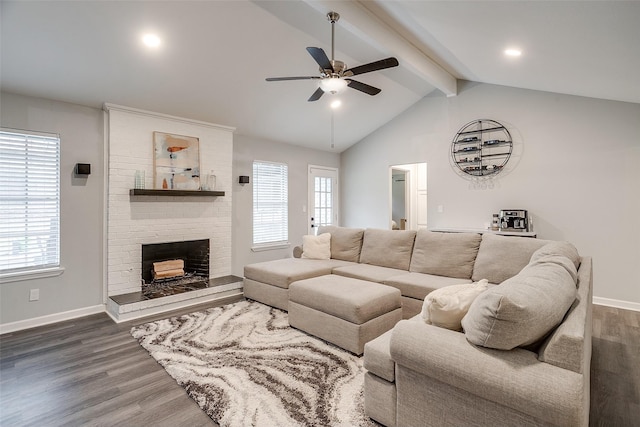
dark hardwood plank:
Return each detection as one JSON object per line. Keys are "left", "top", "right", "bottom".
{"left": 2, "top": 298, "right": 638, "bottom": 426}
{"left": 1, "top": 296, "right": 244, "bottom": 426}
{"left": 589, "top": 305, "right": 640, "bottom": 427}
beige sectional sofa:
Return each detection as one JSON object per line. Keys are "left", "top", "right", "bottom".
{"left": 243, "top": 225, "right": 593, "bottom": 426}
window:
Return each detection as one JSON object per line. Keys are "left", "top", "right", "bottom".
{"left": 252, "top": 161, "right": 288, "bottom": 248}
{"left": 0, "top": 129, "right": 61, "bottom": 275}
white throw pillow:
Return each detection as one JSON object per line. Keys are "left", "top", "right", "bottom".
{"left": 421, "top": 279, "right": 490, "bottom": 331}
{"left": 301, "top": 233, "right": 331, "bottom": 260}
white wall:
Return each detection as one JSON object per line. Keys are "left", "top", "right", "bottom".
{"left": 105, "top": 105, "right": 233, "bottom": 296}
{"left": 341, "top": 81, "right": 640, "bottom": 306}
{"left": 232, "top": 135, "right": 340, "bottom": 275}
{"left": 0, "top": 92, "right": 104, "bottom": 324}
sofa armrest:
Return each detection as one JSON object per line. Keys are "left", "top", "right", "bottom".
{"left": 390, "top": 320, "right": 585, "bottom": 425}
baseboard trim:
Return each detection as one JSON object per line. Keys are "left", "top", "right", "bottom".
{"left": 593, "top": 297, "right": 640, "bottom": 312}
{"left": 0, "top": 304, "right": 106, "bottom": 335}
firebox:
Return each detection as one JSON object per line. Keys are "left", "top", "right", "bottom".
{"left": 141, "top": 239, "right": 209, "bottom": 285}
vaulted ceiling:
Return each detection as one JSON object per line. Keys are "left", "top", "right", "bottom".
{"left": 2, "top": 1, "right": 639, "bottom": 152}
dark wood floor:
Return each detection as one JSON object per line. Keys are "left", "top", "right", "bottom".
{"left": 1, "top": 299, "right": 638, "bottom": 426}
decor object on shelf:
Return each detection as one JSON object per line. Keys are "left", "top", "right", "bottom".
{"left": 134, "top": 170, "right": 145, "bottom": 189}
{"left": 265, "top": 11, "right": 398, "bottom": 102}
{"left": 202, "top": 171, "right": 216, "bottom": 191}
{"left": 451, "top": 119, "right": 513, "bottom": 178}
{"left": 153, "top": 131, "right": 200, "bottom": 190}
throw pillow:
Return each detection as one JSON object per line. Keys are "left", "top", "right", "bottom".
{"left": 529, "top": 241, "right": 581, "bottom": 272}
{"left": 301, "top": 233, "right": 331, "bottom": 260}
{"left": 462, "top": 254, "right": 578, "bottom": 350}
{"left": 420, "top": 279, "right": 490, "bottom": 331}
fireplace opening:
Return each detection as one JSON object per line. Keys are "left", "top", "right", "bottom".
{"left": 141, "top": 239, "right": 209, "bottom": 297}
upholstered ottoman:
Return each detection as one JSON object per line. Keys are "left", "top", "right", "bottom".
{"left": 288, "top": 275, "right": 402, "bottom": 355}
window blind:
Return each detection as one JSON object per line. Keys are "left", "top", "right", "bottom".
{"left": 252, "top": 161, "right": 288, "bottom": 246}
{"left": 0, "top": 129, "right": 61, "bottom": 273}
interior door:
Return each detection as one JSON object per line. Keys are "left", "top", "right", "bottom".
{"left": 308, "top": 165, "right": 338, "bottom": 235}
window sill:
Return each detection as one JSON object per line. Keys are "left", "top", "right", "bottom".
{"left": 0, "top": 266, "right": 65, "bottom": 284}
{"left": 251, "top": 243, "right": 290, "bottom": 252}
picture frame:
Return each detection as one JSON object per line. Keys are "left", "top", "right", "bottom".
{"left": 153, "top": 131, "right": 201, "bottom": 190}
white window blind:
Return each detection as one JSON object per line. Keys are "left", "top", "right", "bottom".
{"left": 0, "top": 129, "right": 60, "bottom": 274}
{"left": 252, "top": 161, "right": 288, "bottom": 246}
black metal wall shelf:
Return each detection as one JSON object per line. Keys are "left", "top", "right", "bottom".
{"left": 129, "top": 189, "right": 225, "bottom": 197}
{"left": 451, "top": 119, "right": 512, "bottom": 177}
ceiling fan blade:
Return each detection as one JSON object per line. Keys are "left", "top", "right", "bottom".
{"left": 344, "top": 57, "right": 399, "bottom": 77}
{"left": 306, "top": 47, "right": 333, "bottom": 71}
{"left": 345, "top": 79, "right": 381, "bottom": 96}
{"left": 266, "top": 76, "right": 320, "bottom": 81}
{"left": 308, "top": 87, "right": 325, "bottom": 102}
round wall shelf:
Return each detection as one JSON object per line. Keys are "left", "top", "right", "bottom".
{"left": 451, "top": 119, "right": 512, "bottom": 177}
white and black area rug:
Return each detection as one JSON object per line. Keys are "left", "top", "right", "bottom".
{"left": 130, "top": 300, "right": 376, "bottom": 427}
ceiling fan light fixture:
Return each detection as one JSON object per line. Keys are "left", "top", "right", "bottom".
{"left": 319, "top": 78, "right": 348, "bottom": 94}
{"left": 504, "top": 48, "right": 522, "bottom": 57}
{"left": 142, "top": 33, "right": 161, "bottom": 48}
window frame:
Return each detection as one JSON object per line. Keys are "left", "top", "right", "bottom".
{"left": 251, "top": 160, "right": 289, "bottom": 251}
{"left": 0, "top": 128, "right": 63, "bottom": 283}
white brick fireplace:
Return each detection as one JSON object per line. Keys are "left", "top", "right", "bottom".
{"left": 104, "top": 104, "right": 234, "bottom": 297}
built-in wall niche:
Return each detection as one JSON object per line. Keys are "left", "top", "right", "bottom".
{"left": 389, "top": 163, "right": 427, "bottom": 230}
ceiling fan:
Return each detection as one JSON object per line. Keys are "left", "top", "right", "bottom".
{"left": 265, "top": 11, "right": 399, "bottom": 102}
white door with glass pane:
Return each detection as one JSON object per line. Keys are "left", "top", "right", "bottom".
{"left": 308, "top": 165, "right": 338, "bottom": 235}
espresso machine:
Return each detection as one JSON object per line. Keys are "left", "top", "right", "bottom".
{"left": 499, "top": 210, "right": 529, "bottom": 232}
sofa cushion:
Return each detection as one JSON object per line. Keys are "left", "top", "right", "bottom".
{"left": 301, "top": 232, "right": 331, "bottom": 260}
{"left": 244, "top": 258, "right": 354, "bottom": 289}
{"left": 462, "top": 255, "right": 578, "bottom": 350}
{"left": 410, "top": 230, "right": 481, "bottom": 279}
{"left": 359, "top": 228, "right": 416, "bottom": 270}
{"left": 289, "top": 275, "right": 401, "bottom": 324}
{"left": 421, "top": 279, "right": 490, "bottom": 331}
{"left": 472, "top": 233, "right": 550, "bottom": 284}
{"left": 333, "top": 263, "right": 409, "bottom": 284}
{"left": 384, "top": 272, "right": 473, "bottom": 300}
{"left": 317, "top": 225, "right": 364, "bottom": 262}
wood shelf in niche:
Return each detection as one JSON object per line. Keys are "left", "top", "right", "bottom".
{"left": 129, "top": 189, "right": 225, "bottom": 197}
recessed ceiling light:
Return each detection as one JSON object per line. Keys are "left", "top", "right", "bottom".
{"left": 330, "top": 99, "right": 342, "bottom": 109}
{"left": 504, "top": 48, "right": 522, "bottom": 57}
{"left": 142, "top": 34, "right": 161, "bottom": 48}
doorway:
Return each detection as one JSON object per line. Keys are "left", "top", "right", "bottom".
{"left": 308, "top": 165, "right": 338, "bottom": 235}
{"left": 389, "top": 163, "right": 427, "bottom": 230}
{"left": 391, "top": 169, "right": 408, "bottom": 230}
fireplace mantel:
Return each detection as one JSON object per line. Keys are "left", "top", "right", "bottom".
{"left": 129, "top": 189, "right": 225, "bottom": 197}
